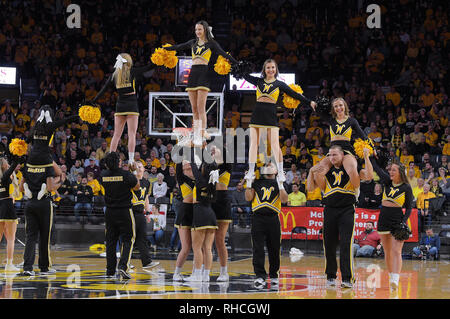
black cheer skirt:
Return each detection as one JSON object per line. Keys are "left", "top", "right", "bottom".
{"left": 377, "top": 206, "right": 404, "bottom": 234}
{"left": 192, "top": 202, "right": 217, "bottom": 231}
{"left": 115, "top": 94, "right": 139, "bottom": 116}
{"left": 211, "top": 190, "right": 232, "bottom": 223}
{"left": 249, "top": 102, "right": 278, "bottom": 128}
{"left": 174, "top": 202, "right": 193, "bottom": 229}
{"left": 186, "top": 65, "right": 211, "bottom": 92}
{"left": 330, "top": 140, "right": 355, "bottom": 156}
{"left": 0, "top": 199, "right": 18, "bottom": 222}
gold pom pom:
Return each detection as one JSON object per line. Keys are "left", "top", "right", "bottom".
{"left": 164, "top": 54, "right": 178, "bottom": 69}
{"left": 79, "top": 105, "right": 101, "bottom": 124}
{"left": 353, "top": 138, "right": 374, "bottom": 159}
{"left": 151, "top": 48, "right": 167, "bottom": 66}
{"left": 9, "top": 138, "right": 28, "bottom": 157}
{"left": 214, "top": 55, "right": 231, "bottom": 75}
{"left": 282, "top": 84, "right": 304, "bottom": 109}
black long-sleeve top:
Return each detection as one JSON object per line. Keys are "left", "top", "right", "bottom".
{"left": 370, "top": 157, "right": 413, "bottom": 222}
{"left": 92, "top": 64, "right": 154, "bottom": 103}
{"left": 0, "top": 158, "right": 18, "bottom": 199}
{"left": 243, "top": 74, "right": 312, "bottom": 106}
{"left": 165, "top": 39, "right": 238, "bottom": 64}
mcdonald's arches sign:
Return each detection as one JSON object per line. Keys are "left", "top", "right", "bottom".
{"left": 279, "top": 207, "right": 419, "bottom": 242}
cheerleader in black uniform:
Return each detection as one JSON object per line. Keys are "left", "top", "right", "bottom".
{"left": 242, "top": 59, "right": 317, "bottom": 183}
{"left": 210, "top": 146, "right": 232, "bottom": 281}
{"left": 315, "top": 97, "right": 371, "bottom": 196}
{"left": 24, "top": 105, "right": 79, "bottom": 199}
{"left": 172, "top": 160, "right": 195, "bottom": 281}
{"left": 184, "top": 149, "right": 219, "bottom": 282}
{"left": 165, "top": 21, "right": 238, "bottom": 146}
{"left": 91, "top": 54, "right": 153, "bottom": 165}
{"left": 370, "top": 155, "right": 413, "bottom": 290}
{"left": 0, "top": 156, "right": 21, "bottom": 272}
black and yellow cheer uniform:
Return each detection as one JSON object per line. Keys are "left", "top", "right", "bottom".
{"left": 0, "top": 157, "right": 19, "bottom": 222}
{"left": 100, "top": 167, "right": 138, "bottom": 275}
{"left": 165, "top": 39, "right": 237, "bottom": 92}
{"left": 131, "top": 178, "right": 153, "bottom": 267}
{"left": 190, "top": 161, "right": 218, "bottom": 231}
{"left": 27, "top": 110, "right": 79, "bottom": 167}
{"left": 322, "top": 165, "right": 357, "bottom": 283}
{"left": 174, "top": 163, "right": 195, "bottom": 229}
{"left": 322, "top": 115, "right": 368, "bottom": 156}
{"left": 93, "top": 63, "right": 154, "bottom": 116}
{"left": 243, "top": 74, "right": 312, "bottom": 128}
{"left": 22, "top": 162, "right": 56, "bottom": 273}
{"left": 370, "top": 158, "right": 413, "bottom": 235}
{"left": 211, "top": 163, "right": 233, "bottom": 223}
{"left": 250, "top": 177, "right": 282, "bottom": 280}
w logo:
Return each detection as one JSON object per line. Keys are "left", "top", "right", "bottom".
{"left": 261, "top": 186, "right": 274, "bottom": 201}
{"left": 262, "top": 84, "right": 273, "bottom": 93}
{"left": 388, "top": 187, "right": 399, "bottom": 197}
{"left": 335, "top": 124, "right": 345, "bottom": 134}
{"left": 332, "top": 171, "right": 344, "bottom": 186}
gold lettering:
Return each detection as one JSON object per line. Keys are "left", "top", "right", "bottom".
{"left": 261, "top": 186, "right": 274, "bottom": 201}
{"left": 102, "top": 176, "right": 123, "bottom": 182}
{"left": 332, "top": 171, "right": 344, "bottom": 186}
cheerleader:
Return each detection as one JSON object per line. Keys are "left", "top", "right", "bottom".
{"left": 24, "top": 104, "right": 79, "bottom": 200}
{"left": 315, "top": 97, "right": 372, "bottom": 194}
{"left": 369, "top": 154, "right": 413, "bottom": 290}
{"left": 172, "top": 160, "right": 195, "bottom": 281}
{"left": 91, "top": 53, "right": 153, "bottom": 165}
{"left": 242, "top": 59, "right": 317, "bottom": 183}
{"left": 165, "top": 20, "right": 238, "bottom": 146}
{"left": 210, "top": 146, "right": 233, "bottom": 281}
{"left": 184, "top": 148, "right": 219, "bottom": 282}
{"left": 0, "top": 156, "right": 21, "bottom": 272}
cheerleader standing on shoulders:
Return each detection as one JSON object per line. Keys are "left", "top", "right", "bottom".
{"left": 165, "top": 20, "right": 238, "bottom": 146}
{"left": 91, "top": 53, "right": 154, "bottom": 166}
{"left": 369, "top": 153, "right": 413, "bottom": 290}
{"left": 0, "top": 156, "right": 21, "bottom": 272}
{"left": 24, "top": 105, "right": 79, "bottom": 199}
{"left": 242, "top": 59, "right": 317, "bottom": 183}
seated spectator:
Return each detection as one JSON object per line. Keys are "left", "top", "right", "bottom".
{"left": 231, "top": 180, "right": 251, "bottom": 228}
{"left": 54, "top": 171, "right": 73, "bottom": 205}
{"left": 84, "top": 156, "right": 101, "bottom": 179}
{"left": 74, "top": 176, "right": 94, "bottom": 224}
{"left": 283, "top": 148, "right": 297, "bottom": 172}
{"left": 86, "top": 171, "right": 105, "bottom": 204}
{"left": 287, "top": 183, "right": 306, "bottom": 206}
{"left": 91, "top": 131, "right": 105, "bottom": 151}
{"left": 152, "top": 138, "right": 168, "bottom": 159}
{"left": 368, "top": 183, "right": 383, "bottom": 209}
{"left": 416, "top": 183, "right": 436, "bottom": 233}
{"left": 152, "top": 173, "right": 168, "bottom": 199}
{"left": 165, "top": 165, "right": 177, "bottom": 193}
{"left": 358, "top": 179, "right": 375, "bottom": 208}
{"left": 412, "top": 228, "right": 440, "bottom": 260}
{"left": 285, "top": 163, "right": 298, "bottom": 185}
{"left": 407, "top": 167, "right": 418, "bottom": 188}
{"left": 353, "top": 221, "right": 382, "bottom": 257}
{"left": 68, "top": 160, "right": 84, "bottom": 183}
{"left": 158, "top": 157, "right": 169, "bottom": 178}
{"left": 96, "top": 141, "right": 110, "bottom": 161}
{"left": 147, "top": 204, "right": 166, "bottom": 251}
{"left": 438, "top": 168, "right": 450, "bottom": 201}
{"left": 147, "top": 166, "right": 158, "bottom": 184}
{"left": 412, "top": 178, "right": 425, "bottom": 205}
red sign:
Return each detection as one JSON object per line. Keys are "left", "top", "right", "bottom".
{"left": 279, "top": 207, "right": 419, "bottom": 242}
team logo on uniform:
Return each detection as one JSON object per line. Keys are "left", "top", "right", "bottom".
{"left": 261, "top": 186, "right": 274, "bottom": 201}
{"left": 387, "top": 187, "right": 399, "bottom": 197}
{"left": 335, "top": 124, "right": 345, "bottom": 134}
{"left": 262, "top": 84, "right": 273, "bottom": 93}
{"left": 332, "top": 171, "right": 344, "bottom": 186}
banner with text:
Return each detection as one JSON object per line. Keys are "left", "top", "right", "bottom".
{"left": 279, "top": 207, "right": 419, "bottom": 242}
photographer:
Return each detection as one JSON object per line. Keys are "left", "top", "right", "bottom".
{"left": 412, "top": 228, "right": 440, "bottom": 260}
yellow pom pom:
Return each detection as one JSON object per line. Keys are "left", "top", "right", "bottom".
{"left": 353, "top": 138, "right": 374, "bottom": 159}
{"left": 282, "top": 84, "right": 304, "bottom": 109}
{"left": 151, "top": 48, "right": 166, "bottom": 66}
{"left": 214, "top": 55, "right": 231, "bottom": 75}
{"left": 79, "top": 105, "right": 101, "bottom": 124}
{"left": 164, "top": 54, "right": 178, "bottom": 69}
{"left": 9, "top": 138, "right": 28, "bottom": 157}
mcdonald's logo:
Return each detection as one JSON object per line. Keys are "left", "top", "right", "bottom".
{"left": 280, "top": 210, "right": 296, "bottom": 229}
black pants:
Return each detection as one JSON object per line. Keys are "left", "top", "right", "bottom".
{"left": 251, "top": 213, "right": 281, "bottom": 280}
{"left": 105, "top": 207, "right": 136, "bottom": 275}
{"left": 323, "top": 205, "right": 355, "bottom": 282}
{"left": 133, "top": 211, "right": 152, "bottom": 267}
{"left": 23, "top": 199, "right": 53, "bottom": 272}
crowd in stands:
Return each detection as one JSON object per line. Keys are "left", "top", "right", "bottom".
{"left": 0, "top": 0, "right": 449, "bottom": 239}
